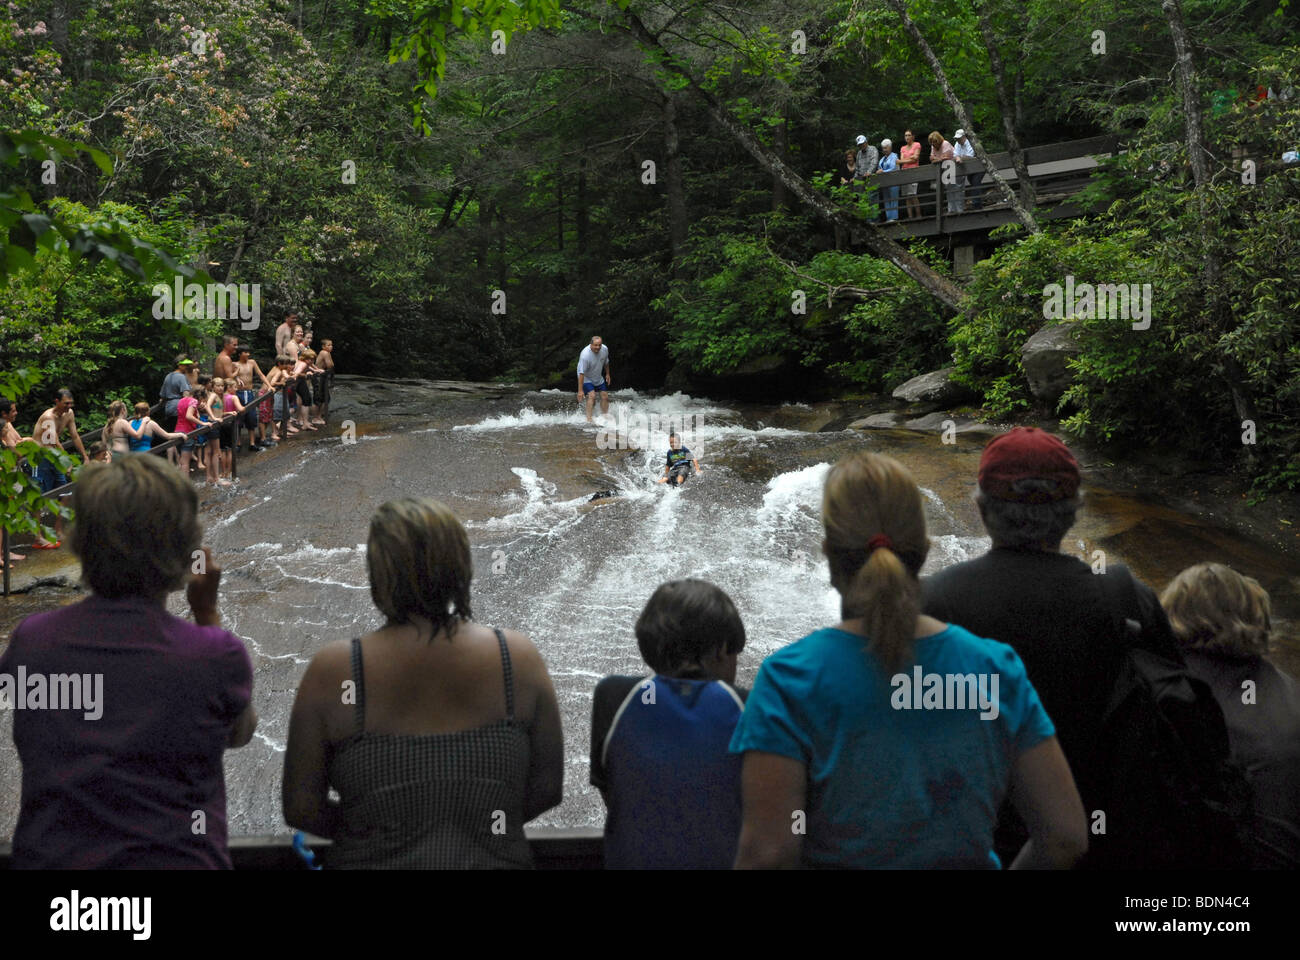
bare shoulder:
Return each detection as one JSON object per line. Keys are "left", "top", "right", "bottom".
{"left": 300, "top": 638, "right": 354, "bottom": 698}
{"left": 490, "top": 625, "right": 549, "bottom": 680}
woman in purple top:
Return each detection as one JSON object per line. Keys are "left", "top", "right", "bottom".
{"left": 0, "top": 454, "right": 257, "bottom": 868}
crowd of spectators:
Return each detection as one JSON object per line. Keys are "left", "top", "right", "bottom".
{"left": 2, "top": 427, "right": 1296, "bottom": 870}
{"left": 840, "top": 127, "right": 984, "bottom": 220}
{"left": 0, "top": 317, "right": 336, "bottom": 557}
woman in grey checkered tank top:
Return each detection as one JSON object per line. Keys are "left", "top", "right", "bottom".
{"left": 282, "top": 499, "right": 565, "bottom": 868}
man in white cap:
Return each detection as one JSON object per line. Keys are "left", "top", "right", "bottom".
{"left": 853, "top": 135, "right": 878, "bottom": 194}
{"left": 955, "top": 128, "right": 981, "bottom": 210}
{"left": 953, "top": 129, "right": 975, "bottom": 212}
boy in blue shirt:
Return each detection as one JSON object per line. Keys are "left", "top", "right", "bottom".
{"left": 657, "top": 432, "right": 700, "bottom": 486}
{"left": 590, "top": 579, "right": 747, "bottom": 868}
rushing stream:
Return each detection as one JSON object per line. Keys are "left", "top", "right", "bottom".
{"left": 2, "top": 378, "right": 1297, "bottom": 836}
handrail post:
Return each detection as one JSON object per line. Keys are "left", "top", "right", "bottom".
{"left": 935, "top": 164, "right": 943, "bottom": 230}
{"left": 3, "top": 525, "right": 10, "bottom": 597}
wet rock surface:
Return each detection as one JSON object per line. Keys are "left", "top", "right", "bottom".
{"left": 2, "top": 375, "right": 1297, "bottom": 839}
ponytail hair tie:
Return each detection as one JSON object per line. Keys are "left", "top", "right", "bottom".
{"left": 867, "top": 533, "right": 893, "bottom": 553}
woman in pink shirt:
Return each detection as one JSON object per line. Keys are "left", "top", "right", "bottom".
{"left": 929, "top": 131, "right": 960, "bottom": 214}
{"left": 899, "top": 129, "right": 923, "bottom": 220}
{"left": 174, "top": 390, "right": 200, "bottom": 479}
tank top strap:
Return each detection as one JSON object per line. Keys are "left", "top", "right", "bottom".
{"left": 493, "top": 628, "right": 515, "bottom": 722}
{"left": 350, "top": 637, "right": 366, "bottom": 734}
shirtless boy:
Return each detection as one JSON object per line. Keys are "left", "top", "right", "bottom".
{"left": 234, "top": 345, "right": 274, "bottom": 451}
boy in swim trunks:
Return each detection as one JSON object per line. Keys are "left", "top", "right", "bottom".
{"left": 657, "top": 433, "right": 701, "bottom": 486}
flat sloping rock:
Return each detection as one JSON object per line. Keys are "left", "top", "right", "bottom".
{"left": 848, "top": 412, "right": 996, "bottom": 435}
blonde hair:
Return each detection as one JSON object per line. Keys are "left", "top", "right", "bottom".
{"left": 300, "top": 349, "right": 316, "bottom": 362}
{"left": 1161, "top": 563, "right": 1272, "bottom": 658}
{"left": 134, "top": 401, "right": 150, "bottom": 417}
{"left": 367, "top": 498, "right": 472, "bottom": 640}
{"left": 70, "top": 454, "right": 201, "bottom": 598}
{"left": 822, "top": 452, "right": 929, "bottom": 672}
{"left": 928, "top": 131, "right": 943, "bottom": 146}
{"left": 102, "top": 400, "right": 128, "bottom": 445}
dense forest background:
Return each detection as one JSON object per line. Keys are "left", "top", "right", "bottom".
{"left": 1, "top": 0, "right": 1298, "bottom": 494}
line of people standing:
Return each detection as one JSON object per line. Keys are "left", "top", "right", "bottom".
{"left": 841, "top": 128, "right": 983, "bottom": 220}
{"left": 155, "top": 319, "right": 336, "bottom": 485}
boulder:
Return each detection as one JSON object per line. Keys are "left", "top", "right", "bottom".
{"left": 1021, "top": 323, "right": 1081, "bottom": 404}
{"left": 848, "top": 412, "right": 908, "bottom": 430}
{"left": 891, "top": 367, "right": 976, "bottom": 405}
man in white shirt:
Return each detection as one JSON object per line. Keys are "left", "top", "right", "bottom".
{"left": 576, "top": 336, "right": 612, "bottom": 423}
{"left": 953, "top": 129, "right": 976, "bottom": 212}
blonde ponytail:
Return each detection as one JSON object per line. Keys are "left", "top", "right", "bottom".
{"left": 823, "top": 452, "right": 929, "bottom": 673}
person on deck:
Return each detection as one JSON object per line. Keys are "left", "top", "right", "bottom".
{"left": 853, "top": 134, "right": 878, "bottom": 197}
{"left": 839, "top": 148, "right": 857, "bottom": 186}
{"left": 577, "top": 335, "right": 612, "bottom": 424}
{"left": 878, "top": 139, "right": 900, "bottom": 222}
{"left": 928, "top": 131, "right": 960, "bottom": 214}
{"left": 899, "top": 129, "right": 923, "bottom": 220}
{"left": 955, "top": 129, "right": 980, "bottom": 209}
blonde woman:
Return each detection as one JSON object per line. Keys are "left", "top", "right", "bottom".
{"left": 102, "top": 400, "right": 150, "bottom": 456}
{"left": 283, "top": 498, "right": 564, "bottom": 868}
{"left": 1161, "top": 563, "right": 1300, "bottom": 868}
{"left": 731, "top": 451, "right": 1086, "bottom": 869}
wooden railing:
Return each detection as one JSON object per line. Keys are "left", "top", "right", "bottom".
{"left": 1, "top": 380, "right": 300, "bottom": 597}
{"left": 0, "top": 829, "right": 606, "bottom": 870}
{"left": 845, "top": 135, "right": 1119, "bottom": 238}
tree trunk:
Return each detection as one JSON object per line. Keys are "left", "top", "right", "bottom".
{"left": 973, "top": 0, "right": 1036, "bottom": 209}
{"left": 884, "top": 0, "right": 1039, "bottom": 234}
{"left": 772, "top": 117, "right": 789, "bottom": 212}
{"left": 1161, "top": 0, "right": 1258, "bottom": 447}
{"left": 621, "top": 9, "right": 965, "bottom": 311}
{"left": 50, "top": 0, "right": 71, "bottom": 60}
{"left": 1163, "top": 0, "right": 1212, "bottom": 193}
{"left": 663, "top": 93, "right": 688, "bottom": 280}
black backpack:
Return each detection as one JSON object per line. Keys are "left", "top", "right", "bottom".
{"left": 1084, "top": 571, "right": 1254, "bottom": 869}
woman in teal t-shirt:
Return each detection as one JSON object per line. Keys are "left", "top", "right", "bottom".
{"left": 730, "top": 451, "right": 1087, "bottom": 869}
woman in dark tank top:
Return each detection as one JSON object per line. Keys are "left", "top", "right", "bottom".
{"left": 282, "top": 498, "right": 565, "bottom": 868}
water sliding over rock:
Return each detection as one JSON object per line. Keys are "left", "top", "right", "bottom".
{"left": 2, "top": 378, "right": 1295, "bottom": 838}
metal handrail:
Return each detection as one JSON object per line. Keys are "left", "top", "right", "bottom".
{"left": 3, "top": 379, "right": 303, "bottom": 597}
